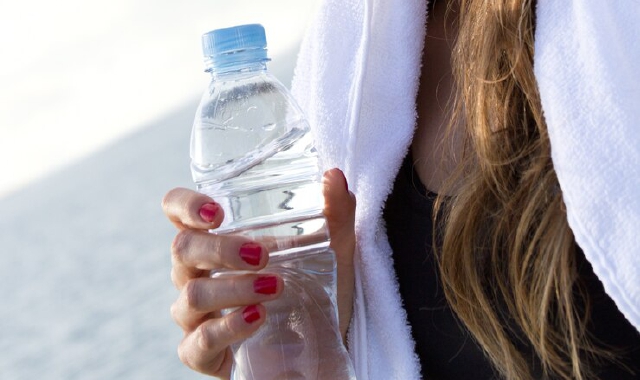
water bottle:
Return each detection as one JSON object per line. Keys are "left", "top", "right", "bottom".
{"left": 190, "top": 24, "right": 356, "bottom": 380}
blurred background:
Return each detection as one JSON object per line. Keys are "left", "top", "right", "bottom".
{"left": 0, "top": 1, "right": 319, "bottom": 378}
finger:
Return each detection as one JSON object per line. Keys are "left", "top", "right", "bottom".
{"left": 178, "top": 304, "right": 266, "bottom": 377}
{"left": 322, "top": 168, "right": 356, "bottom": 261}
{"left": 322, "top": 168, "right": 357, "bottom": 339}
{"left": 171, "top": 275, "right": 282, "bottom": 332}
{"left": 171, "top": 230, "right": 268, "bottom": 289}
{"left": 171, "top": 263, "right": 207, "bottom": 291}
{"left": 162, "top": 187, "right": 225, "bottom": 230}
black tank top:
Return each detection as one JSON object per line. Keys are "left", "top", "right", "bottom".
{"left": 383, "top": 153, "right": 640, "bottom": 379}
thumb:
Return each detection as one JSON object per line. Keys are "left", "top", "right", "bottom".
{"left": 322, "top": 168, "right": 356, "bottom": 260}
{"left": 322, "top": 168, "right": 356, "bottom": 340}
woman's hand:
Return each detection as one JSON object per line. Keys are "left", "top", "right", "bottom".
{"left": 162, "top": 169, "right": 356, "bottom": 378}
{"left": 322, "top": 168, "right": 357, "bottom": 340}
{"left": 163, "top": 187, "right": 282, "bottom": 377}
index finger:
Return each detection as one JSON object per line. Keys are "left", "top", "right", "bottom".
{"left": 162, "top": 187, "right": 225, "bottom": 230}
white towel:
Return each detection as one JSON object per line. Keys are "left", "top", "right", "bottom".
{"left": 291, "top": 0, "right": 640, "bottom": 378}
{"left": 535, "top": 0, "right": 640, "bottom": 330}
{"left": 293, "top": 0, "right": 427, "bottom": 378}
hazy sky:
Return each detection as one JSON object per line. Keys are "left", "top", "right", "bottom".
{"left": 0, "top": 0, "right": 319, "bottom": 197}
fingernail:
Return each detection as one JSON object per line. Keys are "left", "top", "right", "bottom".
{"left": 254, "top": 276, "right": 278, "bottom": 295}
{"left": 243, "top": 305, "right": 260, "bottom": 324}
{"left": 199, "top": 203, "right": 218, "bottom": 223}
{"left": 239, "top": 242, "right": 262, "bottom": 266}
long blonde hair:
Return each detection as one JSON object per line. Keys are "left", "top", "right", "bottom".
{"left": 435, "top": 0, "right": 610, "bottom": 378}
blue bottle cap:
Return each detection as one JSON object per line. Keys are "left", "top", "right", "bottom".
{"left": 201, "top": 24, "right": 269, "bottom": 71}
{"left": 202, "top": 24, "right": 267, "bottom": 56}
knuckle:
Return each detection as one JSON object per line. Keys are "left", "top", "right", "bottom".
{"left": 170, "top": 301, "right": 183, "bottom": 326}
{"left": 170, "top": 267, "right": 181, "bottom": 288}
{"left": 230, "top": 277, "right": 247, "bottom": 302}
{"left": 172, "top": 229, "right": 193, "bottom": 261}
{"left": 222, "top": 313, "right": 240, "bottom": 338}
{"left": 184, "top": 278, "right": 204, "bottom": 311}
{"left": 202, "top": 236, "right": 225, "bottom": 268}
{"left": 170, "top": 301, "right": 178, "bottom": 322}
{"left": 207, "top": 235, "right": 223, "bottom": 258}
{"left": 177, "top": 340, "right": 192, "bottom": 368}
{"left": 196, "top": 322, "right": 215, "bottom": 351}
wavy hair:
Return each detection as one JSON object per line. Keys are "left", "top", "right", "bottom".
{"left": 435, "top": 0, "right": 613, "bottom": 378}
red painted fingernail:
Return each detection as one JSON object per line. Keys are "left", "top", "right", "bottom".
{"left": 239, "top": 242, "right": 262, "bottom": 266}
{"left": 243, "top": 305, "right": 260, "bottom": 324}
{"left": 254, "top": 276, "right": 278, "bottom": 295}
{"left": 199, "top": 203, "right": 218, "bottom": 223}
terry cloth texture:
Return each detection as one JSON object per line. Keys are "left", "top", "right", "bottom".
{"left": 291, "top": 0, "right": 640, "bottom": 378}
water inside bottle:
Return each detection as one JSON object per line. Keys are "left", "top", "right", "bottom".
{"left": 191, "top": 61, "right": 355, "bottom": 379}
{"left": 219, "top": 248, "right": 342, "bottom": 380}
{"left": 196, "top": 119, "right": 327, "bottom": 252}
{"left": 197, "top": 122, "right": 353, "bottom": 379}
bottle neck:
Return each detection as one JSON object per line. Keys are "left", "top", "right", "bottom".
{"left": 204, "top": 46, "right": 270, "bottom": 78}
{"left": 207, "top": 61, "right": 268, "bottom": 80}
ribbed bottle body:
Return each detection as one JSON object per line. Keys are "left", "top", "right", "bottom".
{"left": 191, "top": 65, "right": 354, "bottom": 379}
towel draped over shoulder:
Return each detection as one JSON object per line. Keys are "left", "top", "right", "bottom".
{"left": 291, "top": 1, "right": 640, "bottom": 378}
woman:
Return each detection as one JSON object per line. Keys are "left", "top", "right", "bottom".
{"left": 163, "top": 0, "right": 640, "bottom": 378}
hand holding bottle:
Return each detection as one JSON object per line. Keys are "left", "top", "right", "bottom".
{"left": 163, "top": 168, "right": 355, "bottom": 379}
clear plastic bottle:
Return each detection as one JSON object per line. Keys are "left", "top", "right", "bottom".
{"left": 191, "top": 24, "right": 356, "bottom": 380}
